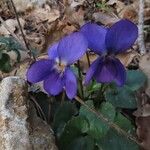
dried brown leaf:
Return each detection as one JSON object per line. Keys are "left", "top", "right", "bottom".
{"left": 107, "top": 0, "right": 117, "bottom": 5}
{"left": 30, "top": 6, "right": 60, "bottom": 23}
{"left": 139, "top": 53, "right": 150, "bottom": 97}
{"left": 0, "top": 18, "right": 25, "bottom": 35}
{"left": 116, "top": 51, "right": 139, "bottom": 67}
{"left": 93, "top": 12, "right": 119, "bottom": 26}
{"left": 136, "top": 116, "right": 150, "bottom": 150}
{"left": 79, "top": 53, "right": 98, "bottom": 73}
{"left": 13, "top": 0, "right": 47, "bottom": 12}
{"left": 65, "top": 6, "right": 85, "bottom": 26}
{"left": 122, "top": 6, "right": 137, "bottom": 21}
{"left": 68, "top": 0, "right": 85, "bottom": 8}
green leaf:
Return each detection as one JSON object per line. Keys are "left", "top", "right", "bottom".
{"left": 126, "top": 70, "right": 147, "bottom": 91}
{"left": 86, "top": 80, "right": 102, "bottom": 93}
{"left": 115, "top": 113, "right": 135, "bottom": 133}
{"left": 59, "top": 116, "right": 89, "bottom": 150}
{"left": 0, "top": 36, "right": 24, "bottom": 51}
{"left": 67, "top": 136, "right": 95, "bottom": 150}
{"left": 0, "top": 36, "right": 24, "bottom": 62}
{"left": 97, "top": 129, "right": 139, "bottom": 150}
{"left": 0, "top": 53, "right": 11, "bottom": 72}
{"left": 97, "top": 112, "right": 139, "bottom": 150}
{"left": 13, "top": 49, "right": 21, "bottom": 62}
{"left": 79, "top": 101, "right": 116, "bottom": 139}
{"left": 53, "top": 102, "right": 77, "bottom": 138}
{"left": 105, "top": 86, "right": 137, "bottom": 108}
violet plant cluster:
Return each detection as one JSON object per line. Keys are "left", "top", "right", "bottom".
{"left": 27, "top": 19, "right": 138, "bottom": 100}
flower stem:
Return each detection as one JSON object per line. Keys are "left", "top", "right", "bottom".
{"left": 75, "top": 96, "right": 140, "bottom": 146}
{"left": 77, "top": 60, "right": 84, "bottom": 99}
{"left": 61, "top": 91, "right": 65, "bottom": 105}
{"left": 86, "top": 52, "right": 90, "bottom": 67}
{"left": 94, "top": 84, "right": 106, "bottom": 108}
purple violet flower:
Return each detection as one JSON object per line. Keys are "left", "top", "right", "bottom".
{"left": 27, "top": 32, "right": 88, "bottom": 99}
{"left": 80, "top": 19, "right": 138, "bottom": 86}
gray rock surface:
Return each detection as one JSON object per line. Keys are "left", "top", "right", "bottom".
{"left": 0, "top": 76, "right": 57, "bottom": 150}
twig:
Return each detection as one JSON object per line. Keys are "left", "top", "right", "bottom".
{"left": 9, "top": 0, "right": 35, "bottom": 59}
{"left": 75, "top": 96, "right": 140, "bottom": 145}
{"left": 138, "top": 0, "right": 146, "bottom": 54}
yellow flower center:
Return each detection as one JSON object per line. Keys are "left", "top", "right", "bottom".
{"left": 55, "top": 58, "right": 66, "bottom": 73}
{"left": 57, "top": 63, "right": 66, "bottom": 72}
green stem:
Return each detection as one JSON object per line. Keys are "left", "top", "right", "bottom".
{"left": 61, "top": 91, "right": 65, "bottom": 105}
{"left": 77, "top": 60, "right": 84, "bottom": 99}
{"left": 94, "top": 84, "right": 105, "bottom": 108}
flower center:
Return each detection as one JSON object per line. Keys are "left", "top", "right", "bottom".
{"left": 57, "top": 63, "right": 66, "bottom": 72}
{"left": 55, "top": 58, "right": 66, "bottom": 73}
{"left": 102, "top": 51, "right": 115, "bottom": 58}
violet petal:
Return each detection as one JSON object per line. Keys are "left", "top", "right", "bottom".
{"left": 58, "top": 32, "right": 88, "bottom": 65}
{"left": 48, "top": 42, "right": 59, "bottom": 60}
{"left": 84, "top": 57, "right": 101, "bottom": 85}
{"left": 94, "top": 56, "right": 126, "bottom": 86}
{"left": 80, "top": 23, "right": 107, "bottom": 54}
{"left": 113, "top": 58, "right": 126, "bottom": 86}
{"left": 43, "top": 70, "right": 64, "bottom": 95}
{"left": 27, "top": 59, "right": 54, "bottom": 83}
{"left": 106, "top": 19, "right": 138, "bottom": 53}
{"left": 94, "top": 57, "right": 117, "bottom": 83}
{"left": 64, "top": 68, "right": 77, "bottom": 99}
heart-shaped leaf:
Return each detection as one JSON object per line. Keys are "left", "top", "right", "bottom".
{"left": 79, "top": 101, "right": 116, "bottom": 139}
{"left": 105, "top": 86, "right": 137, "bottom": 108}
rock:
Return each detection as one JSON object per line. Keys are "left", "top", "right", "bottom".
{"left": 0, "top": 77, "right": 30, "bottom": 150}
{"left": 29, "top": 103, "right": 56, "bottom": 150}
{"left": 0, "top": 76, "right": 57, "bottom": 150}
